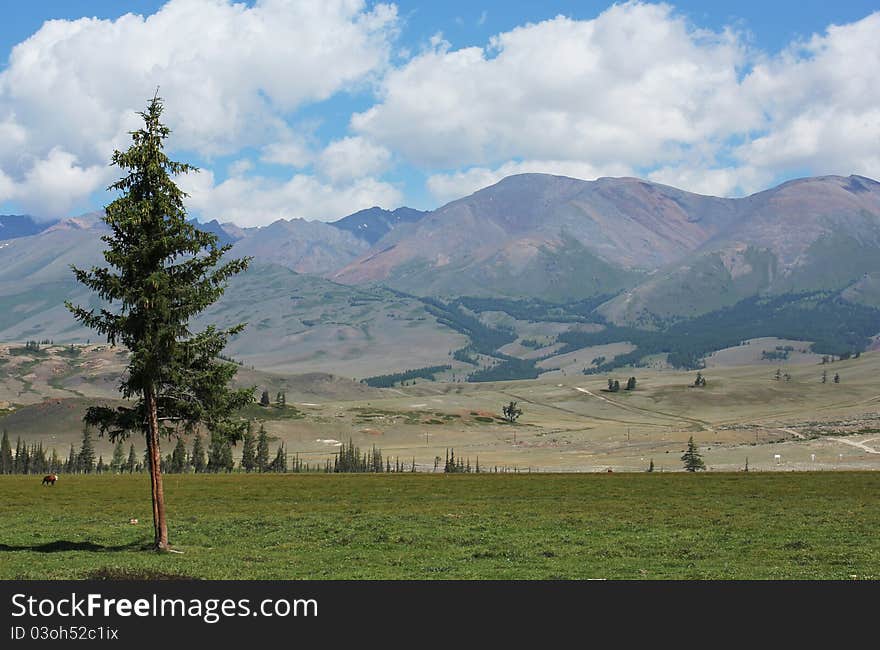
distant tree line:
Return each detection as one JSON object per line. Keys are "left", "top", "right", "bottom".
{"left": 467, "top": 356, "right": 539, "bottom": 382}
{"left": 417, "top": 292, "right": 877, "bottom": 379}
{"left": 453, "top": 295, "right": 614, "bottom": 323}
{"left": 761, "top": 345, "right": 795, "bottom": 361}
{"left": 362, "top": 365, "right": 452, "bottom": 388}
{"left": 420, "top": 298, "right": 548, "bottom": 382}
{"left": 442, "top": 449, "right": 529, "bottom": 473}
{"left": 452, "top": 346, "right": 479, "bottom": 365}
{"left": 9, "top": 340, "right": 52, "bottom": 356}
{"left": 0, "top": 422, "right": 302, "bottom": 476}
{"left": 0, "top": 425, "right": 428, "bottom": 476}
{"left": 1, "top": 430, "right": 61, "bottom": 475}
{"left": 1, "top": 427, "right": 113, "bottom": 475}
{"left": 559, "top": 292, "right": 880, "bottom": 372}
{"left": 217, "top": 352, "right": 244, "bottom": 366}
{"left": 420, "top": 297, "right": 517, "bottom": 355}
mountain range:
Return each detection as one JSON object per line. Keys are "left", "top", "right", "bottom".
{"left": 2, "top": 173, "right": 879, "bottom": 377}
{"left": 332, "top": 174, "right": 880, "bottom": 322}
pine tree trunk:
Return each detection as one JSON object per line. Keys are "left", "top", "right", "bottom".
{"left": 145, "top": 386, "right": 170, "bottom": 551}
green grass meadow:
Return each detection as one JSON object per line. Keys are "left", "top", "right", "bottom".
{"left": 1, "top": 473, "right": 878, "bottom": 580}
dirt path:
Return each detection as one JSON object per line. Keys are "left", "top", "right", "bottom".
{"left": 574, "top": 387, "right": 616, "bottom": 405}
{"left": 829, "top": 437, "right": 880, "bottom": 454}
{"left": 573, "top": 386, "right": 713, "bottom": 431}
{"left": 498, "top": 389, "right": 654, "bottom": 427}
{"left": 776, "top": 427, "right": 806, "bottom": 440}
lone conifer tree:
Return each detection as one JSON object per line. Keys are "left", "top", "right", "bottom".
{"left": 66, "top": 94, "right": 252, "bottom": 550}
{"left": 207, "top": 434, "right": 234, "bottom": 473}
{"left": 0, "top": 430, "right": 12, "bottom": 474}
{"left": 190, "top": 434, "right": 207, "bottom": 473}
{"left": 110, "top": 439, "right": 126, "bottom": 473}
{"left": 78, "top": 427, "right": 96, "bottom": 474}
{"left": 681, "top": 436, "right": 706, "bottom": 472}
{"left": 256, "top": 423, "right": 270, "bottom": 472}
{"left": 241, "top": 425, "right": 257, "bottom": 472}
{"left": 502, "top": 401, "right": 523, "bottom": 423}
{"left": 270, "top": 444, "right": 287, "bottom": 473}
{"left": 170, "top": 436, "right": 188, "bottom": 473}
{"left": 66, "top": 445, "right": 77, "bottom": 473}
{"left": 50, "top": 448, "right": 61, "bottom": 474}
{"left": 126, "top": 444, "right": 137, "bottom": 474}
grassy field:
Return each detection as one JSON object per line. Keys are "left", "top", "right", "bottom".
{"left": 1, "top": 472, "right": 878, "bottom": 580}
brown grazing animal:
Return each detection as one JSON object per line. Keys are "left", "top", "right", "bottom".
{"left": 41, "top": 473, "right": 58, "bottom": 486}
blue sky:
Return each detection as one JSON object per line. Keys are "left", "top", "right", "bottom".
{"left": 1, "top": 1, "right": 879, "bottom": 224}
{"left": 5, "top": 1, "right": 876, "bottom": 54}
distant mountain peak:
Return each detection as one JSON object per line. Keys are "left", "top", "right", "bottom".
{"left": 43, "top": 211, "right": 106, "bottom": 233}
{"left": 331, "top": 205, "right": 427, "bottom": 245}
{"left": 0, "top": 214, "right": 57, "bottom": 241}
{"left": 189, "top": 218, "right": 239, "bottom": 246}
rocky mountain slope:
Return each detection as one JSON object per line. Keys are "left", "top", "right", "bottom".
{"left": 331, "top": 173, "right": 880, "bottom": 323}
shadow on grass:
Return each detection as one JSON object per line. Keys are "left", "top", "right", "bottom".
{"left": 0, "top": 539, "right": 150, "bottom": 553}
{"left": 1, "top": 540, "right": 199, "bottom": 580}
{"left": 83, "top": 568, "right": 198, "bottom": 580}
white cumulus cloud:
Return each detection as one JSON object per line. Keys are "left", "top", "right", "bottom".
{"left": 353, "top": 2, "right": 755, "bottom": 171}
{"left": 735, "top": 12, "right": 880, "bottom": 180}
{"left": 3, "top": 0, "right": 880, "bottom": 220}
{"left": 316, "top": 136, "right": 392, "bottom": 184}
{"left": 357, "top": 2, "right": 880, "bottom": 200}
{"left": 646, "top": 164, "right": 769, "bottom": 197}
{"left": 178, "top": 168, "right": 402, "bottom": 226}
{"left": 0, "top": 148, "right": 113, "bottom": 216}
{"left": 0, "top": 0, "right": 399, "bottom": 217}
{"left": 260, "top": 139, "right": 315, "bottom": 169}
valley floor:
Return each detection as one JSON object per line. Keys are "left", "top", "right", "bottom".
{"left": 3, "top": 344, "right": 880, "bottom": 473}
{"left": 236, "top": 349, "right": 880, "bottom": 473}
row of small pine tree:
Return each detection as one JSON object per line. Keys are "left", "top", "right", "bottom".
{"left": 330, "top": 439, "right": 416, "bottom": 473}
{"left": 444, "top": 448, "right": 481, "bottom": 473}
{"left": 441, "top": 450, "right": 521, "bottom": 473}
{"left": 2, "top": 426, "right": 433, "bottom": 475}
{"left": 0, "top": 429, "right": 718, "bottom": 475}
{"left": 0, "top": 424, "right": 291, "bottom": 475}
{"left": 0, "top": 432, "right": 67, "bottom": 474}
